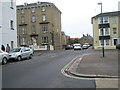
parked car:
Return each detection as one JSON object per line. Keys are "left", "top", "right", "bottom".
{"left": 116, "top": 44, "right": 120, "bottom": 49}
{"left": 82, "top": 44, "right": 89, "bottom": 49}
{"left": 9, "top": 47, "right": 33, "bottom": 61}
{"left": 82, "top": 44, "right": 90, "bottom": 49}
{"left": 0, "top": 50, "right": 9, "bottom": 65}
{"left": 73, "top": 44, "right": 82, "bottom": 50}
{"left": 65, "top": 45, "right": 73, "bottom": 50}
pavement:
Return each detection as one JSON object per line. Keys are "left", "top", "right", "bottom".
{"left": 63, "top": 49, "right": 120, "bottom": 88}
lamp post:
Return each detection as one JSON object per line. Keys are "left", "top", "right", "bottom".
{"left": 98, "top": 2, "right": 105, "bottom": 57}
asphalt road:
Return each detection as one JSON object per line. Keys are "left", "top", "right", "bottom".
{"left": 2, "top": 49, "right": 96, "bottom": 88}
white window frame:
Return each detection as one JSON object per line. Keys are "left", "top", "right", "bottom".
{"left": 99, "top": 40, "right": 104, "bottom": 46}
{"left": 104, "top": 28, "right": 110, "bottom": 36}
{"left": 99, "top": 40, "right": 110, "bottom": 46}
{"left": 103, "top": 17, "right": 109, "bottom": 24}
{"left": 105, "top": 39, "right": 110, "bottom": 46}
{"left": 98, "top": 17, "right": 109, "bottom": 24}
{"left": 99, "top": 28, "right": 110, "bottom": 36}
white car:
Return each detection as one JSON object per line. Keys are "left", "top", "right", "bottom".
{"left": 0, "top": 50, "right": 9, "bottom": 65}
{"left": 9, "top": 47, "right": 33, "bottom": 61}
{"left": 73, "top": 44, "right": 82, "bottom": 50}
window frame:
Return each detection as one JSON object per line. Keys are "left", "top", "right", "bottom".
{"left": 41, "top": 37, "right": 48, "bottom": 44}
{"left": 31, "top": 7, "right": 35, "bottom": 13}
{"left": 42, "top": 14, "right": 46, "bottom": 21}
{"left": 112, "top": 28, "right": 117, "bottom": 35}
{"left": 32, "top": 16, "right": 36, "bottom": 22}
{"left": 10, "top": 20, "right": 14, "bottom": 30}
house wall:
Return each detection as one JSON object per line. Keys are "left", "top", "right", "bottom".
{"left": 92, "top": 12, "right": 120, "bottom": 50}
{"left": 0, "top": 0, "right": 17, "bottom": 49}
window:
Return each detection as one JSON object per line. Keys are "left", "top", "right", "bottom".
{"left": 11, "top": 41, "right": 14, "bottom": 49}
{"left": 98, "top": 17, "right": 109, "bottom": 24}
{"left": 42, "top": 37, "right": 48, "bottom": 44}
{"left": 21, "top": 16, "right": 25, "bottom": 23}
{"left": 42, "top": 15, "right": 46, "bottom": 21}
{"left": 21, "top": 9, "right": 24, "bottom": 14}
{"left": 31, "top": 7, "right": 35, "bottom": 13}
{"left": 104, "top": 17, "right": 109, "bottom": 23}
{"left": 41, "top": 6, "right": 46, "bottom": 12}
{"left": 10, "top": 0, "right": 14, "bottom": 9}
{"left": 100, "top": 40, "right": 104, "bottom": 46}
{"left": 112, "top": 17, "right": 117, "bottom": 23}
{"left": 105, "top": 28, "right": 110, "bottom": 35}
{"left": 32, "top": 16, "right": 35, "bottom": 22}
{"left": 100, "top": 40, "right": 110, "bottom": 46}
{"left": 112, "top": 28, "right": 117, "bottom": 35}
{"left": 31, "top": 25, "right": 36, "bottom": 34}
{"left": 10, "top": 20, "right": 14, "bottom": 30}
{"left": 22, "top": 27, "right": 25, "bottom": 34}
{"left": 98, "top": 17, "right": 103, "bottom": 24}
{"left": 99, "top": 28, "right": 110, "bottom": 36}
{"left": 99, "top": 29, "right": 104, "bottom": 36}
{"left": 105, "top": 40, "right": 110, "bottom": 46}
{"left": 42, "top": 24, "right": 48, "bottom": 32}
{"left": 21, "top": 37, "right": 26, "bottom": 45}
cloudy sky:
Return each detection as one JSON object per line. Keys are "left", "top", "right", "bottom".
{"left": 16, "top": 0, "right": 120, "bottom": 38}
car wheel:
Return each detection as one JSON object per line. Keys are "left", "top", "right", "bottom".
{"left": 29, "top": 54, "right": 32, "bottom": 59}
{"left": 2, "top": 57, "right": 7, "bottom": 65}
{"left": 17, "top": 56, "right": 22, "bottom": 61}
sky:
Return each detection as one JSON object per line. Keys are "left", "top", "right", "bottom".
{"left": 16, "top": 0, "right": 120, "bottom": 38}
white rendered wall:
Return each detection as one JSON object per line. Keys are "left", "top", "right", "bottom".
{"left": 0, "top": 0, "right": 17, "bottom": 49}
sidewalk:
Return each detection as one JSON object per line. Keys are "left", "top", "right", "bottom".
{"left": 64, "top": 49, "right": 120, "bottom": 88}
{"left": 76, "top": 50, "right": 119, "bottom": 77}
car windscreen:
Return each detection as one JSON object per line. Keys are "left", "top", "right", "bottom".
{"left": 10, "top": 48, "right": 21, "bottom": 52}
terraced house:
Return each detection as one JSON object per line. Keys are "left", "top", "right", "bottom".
{"left": 92, "top": 11, "right": 120, "bottom": 49}
{"left": 17, "top": 2, "right": 62, "bottom": 50}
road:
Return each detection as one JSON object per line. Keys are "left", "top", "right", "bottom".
{"left": 2, "top": 49, "right": 96, "bottom": 88}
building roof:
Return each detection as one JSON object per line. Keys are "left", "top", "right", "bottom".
{"left": 17, "top": 1, "right": 62, "bottom": 13}
{"left": 80, "top": 34, "right": 93, "bottom": 40}
{"left": 91, "top": 11, "right": 120, "bottom": 24}
{"left": 92, "top": 11, "right": 120, "bottom": 19}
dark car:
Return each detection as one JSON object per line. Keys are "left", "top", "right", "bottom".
{"left": 116, "top": 44, "right": 120, "bottom": 49}
{"left": 65, "top": 45, "right": 73, "bottom": 50}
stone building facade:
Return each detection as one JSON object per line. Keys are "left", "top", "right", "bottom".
{"left": 17, "top": 2, "right": 62, "bottom": 50}
{"left": 79, "top": 34, "right": 93, "bottom": 46}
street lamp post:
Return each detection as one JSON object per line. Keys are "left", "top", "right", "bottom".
{"left": 98, "top": 2, "right": 105, "bottom": 57}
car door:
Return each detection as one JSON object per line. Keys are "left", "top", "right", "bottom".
{"left": 24, "top": 48, "right": 30, "bottom": 58}
{"left": 21, "top": 48, "right": 27, "bottom": 59}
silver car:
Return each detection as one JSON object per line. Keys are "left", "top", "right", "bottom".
{"left": 0, "top": 50, "right": 9, "bottom": 65}
{"left": 9, "top": 47, "right": 33, "bottom": 61}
